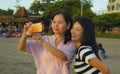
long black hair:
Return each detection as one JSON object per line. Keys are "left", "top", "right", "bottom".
{"left": 74, "top": 17, "right": 100, "bottom": 59}
{"left": 51, "top": 9, "right": 73, "bottom": 44}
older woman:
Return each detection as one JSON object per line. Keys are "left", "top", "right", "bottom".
{"left": 18, "top": 9, "right": 76, "bottom": 74}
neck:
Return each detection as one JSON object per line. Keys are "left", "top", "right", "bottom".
{"left": 55, "top": 34, "right": 64, "bottom": 41}
{"left": 55, "top": 34, "right": 64, "bottom": 46}
{"left": 74, "top": 41, "right": 81, "bottom": 49}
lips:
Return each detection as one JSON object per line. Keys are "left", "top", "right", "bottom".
{"left": 54, "top": 27, "right": 59, "bottom": 31}
{"left": 55, "top": 28, "right": 59, "bottom": 30}
{"left": 71, "top": 34, "right": 76, "bottom": 38}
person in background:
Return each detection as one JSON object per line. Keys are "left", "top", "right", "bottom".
{"left": 18, "top": 9, "right": 76, "bottom": 74}
{"left": 71, "top": 17, "right": 111, "bottom": 74}
{"left": 98, "top": 43, "right": 106, "bottom": 59}
{"left": 0, "top": 31, "right": 2, "bottom": 37}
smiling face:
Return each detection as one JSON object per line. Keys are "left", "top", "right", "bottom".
{"left": 71, "top": 21, "right": 84, "bottom": 43}
{"left": 51, "top": 14, "right": 69, "bottom": 35}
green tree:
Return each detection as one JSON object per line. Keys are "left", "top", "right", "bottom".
{"left": 30, "top": 0, "right": 43, "bottom": 15}
{"left": 43, "top": 0, "right": 95, "bottom": 19}
{"left": 29, "top": 0, "right": 55, "bottom": 15}
{"left": 0, "top": 8, "right": 14, "bottom": 16}
{"left": 93, "top": 13, "right": 120, "bottom": 32}
{"left": 7, "top": 8, "right": 14, "bottom": 16}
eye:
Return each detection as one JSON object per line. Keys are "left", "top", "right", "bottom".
{"left": 58, "top": 21, "right": 63, "bottom": 24}
{"left": 71, "top": 27, "right": 74, "bottom": 30}
{"left": 52, "top": 21, "right": 56, "bottom": 23}
{"left": 76, "top": 28, "right": 80, "bottom": 31}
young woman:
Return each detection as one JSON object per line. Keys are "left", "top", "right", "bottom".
{"left": 18, "top": 9, "right": 76, "bottom": 74}
{"left": 71, "top": 17, "right": 111, "bottom": 74}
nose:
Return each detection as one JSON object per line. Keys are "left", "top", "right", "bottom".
{"left": 52, "top": 22, "right": 58, "bottom": 27}
{"left": 54, "top": 23, "right": 59, "bottom": 27}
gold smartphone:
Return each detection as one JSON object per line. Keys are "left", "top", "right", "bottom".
{"left": 28, "top": 23, "right": 42, "bottom": 33}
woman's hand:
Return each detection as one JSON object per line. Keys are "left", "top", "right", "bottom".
{"left": 32, "top": 33, "right": 67, "bottom": 61}
{"left": 18, "top": 22, "right": 33, "bottom": 51}
{"left": 32, "top": 33, "right": 43, "bottom": 43}
{"left": 23, "top": 22, "right": 33, "bottom": 37}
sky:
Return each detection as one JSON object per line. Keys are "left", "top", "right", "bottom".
{"left": 0, "top": 0, "right": 108, "bottom": 14}
{"left": 91, "top": 0, "right": 108, "bottom": 14}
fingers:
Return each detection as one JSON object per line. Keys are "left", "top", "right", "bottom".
{"left": 23, "top": 25, "right": 27, "bottom": 31}
{"left": 32, "top": 33, "right": 43, "bottom": 43}
{"left": 33, "top": 36, "right": 40, "bottom": 40}
{"left": 26, "top": 22, "right": 32, "bottom": 27}
{"left": 23, "top": 22, "right": 32, "bottom": 32}
{"left": 32, "top": 33, "right": 41, "bottom": 40}
{"left": 22, "top": 22, "right": 33, "bottom": 36}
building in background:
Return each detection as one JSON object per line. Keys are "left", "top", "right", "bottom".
{"left": 107, "top": 0, "right": 120, "bottom": 13}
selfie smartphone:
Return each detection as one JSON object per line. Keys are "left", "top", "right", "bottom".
{"left": 28, "top": 23, "right": 42, "bottom": 33}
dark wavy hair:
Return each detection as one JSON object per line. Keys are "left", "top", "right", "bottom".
{"left": 74, "top": 17, "right": 100, "bottom": 59}
{"left": 51, "top": 9, "right": 73, "bottom": 44}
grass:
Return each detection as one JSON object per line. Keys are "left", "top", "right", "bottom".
{"left": 95, "top": 33, "right": 120, "bottom": 39}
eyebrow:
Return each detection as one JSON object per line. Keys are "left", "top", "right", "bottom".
{"left": 73, "top": 26, "right": 81, "bottom": 28}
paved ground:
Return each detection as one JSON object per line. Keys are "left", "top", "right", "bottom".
{"left": 0, "top": 38, "right": 120, "bottom": 74}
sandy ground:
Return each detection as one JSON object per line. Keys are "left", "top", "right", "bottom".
{"left": 0, "top": 38, "right": 120, "bottom": 74}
